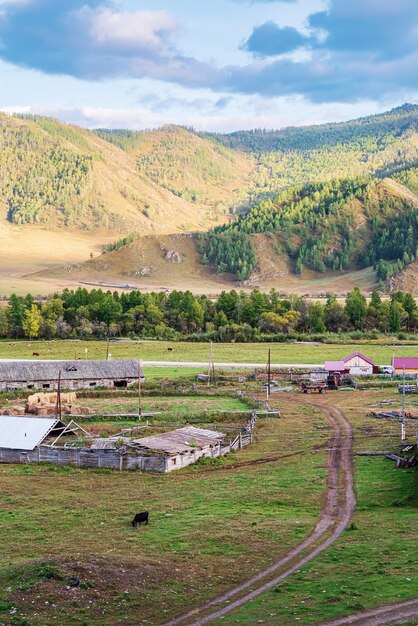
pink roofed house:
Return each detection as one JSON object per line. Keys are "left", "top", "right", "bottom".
{"left": 324, "top": 352, "right": 377, "bottom": 376}
{"left": 392, "top": 357, "right": 418, "bottom": 374}
{"left": 325, "top": 361, "right": 348, "bottom": 373}
{"left": 341, "top": 351, "right": 378, "bottom": 376}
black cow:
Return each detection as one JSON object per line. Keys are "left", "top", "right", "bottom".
{"left": 132, "top": 511, "right": 149, "bottom": 527}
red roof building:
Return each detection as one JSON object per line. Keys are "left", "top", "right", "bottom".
{"left": 341, "top": 352, "right": 378, "bottom": 376}
{"left": 392, "top": 357, "right": 418, "bottom": 374}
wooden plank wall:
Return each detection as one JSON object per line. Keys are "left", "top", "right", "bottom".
{"left": 0, "top": 446, "right": 166, "bottom": 472}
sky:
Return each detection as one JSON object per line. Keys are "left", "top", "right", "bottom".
{"left": 0, "top": 0, "right": 417, "bottom": 132}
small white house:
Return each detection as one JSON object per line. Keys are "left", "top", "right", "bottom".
{"left": 342, "top": 352, "right": 377, "bottom": 376}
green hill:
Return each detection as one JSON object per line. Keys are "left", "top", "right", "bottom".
{"left": 204, "top": 104, "right": 418, "bottom": 208}
{"left": 0, "top": 114, "right": 252, "bottom": 233}
{"left": 199, "top": 176, "right": 418, "bottom": 283}
{"left": 3, "top": 105, "right": 418, "bottom": 295}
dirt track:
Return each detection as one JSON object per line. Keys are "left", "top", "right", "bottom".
{"left": 314, "top": 597, "right": 418, "bottom": 625}
{"left": 161, "top": 403, "right": 357, "bottom": 626}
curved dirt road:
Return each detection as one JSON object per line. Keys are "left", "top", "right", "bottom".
{"left": 161, "top": 404, "right": 356, "bottom": 626}
{"left": 314, "top": 597, "right": 418, "bottom": 626}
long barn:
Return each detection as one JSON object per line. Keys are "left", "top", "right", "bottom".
{"left": 0, "top": 360, "right": 144, "bottom": 391}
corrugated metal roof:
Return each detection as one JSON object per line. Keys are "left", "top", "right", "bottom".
{"left": 325, "top": 361, "right": 347, "bottom": 371}
{"left": 392, "top": 357, "right": 418, "bottom": 369}
{"left": 0, "top": 360, "right": 143, "bottom": 383}
{"left": 0, "top": 416, "right": 64, "bottom": 450}
{"left": 133, "top": 426, "right": 225, "bottom": 455}
{"left": 342, "top": 352, "right": 376, "bottom": 366}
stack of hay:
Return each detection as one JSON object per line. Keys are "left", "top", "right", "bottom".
{"left": 0, "top": 405, "right": 25, "bottom": 416}
{"left": 25, "top": 391, "right": 86, "bottom": 416}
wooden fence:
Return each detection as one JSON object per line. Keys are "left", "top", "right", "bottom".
{"left": 229, "top": 410, "right": 257, "bottom": 451}
{"left": 0, "top": 446, "right": 167, "bottom": 471}
{"left": 0, "top": 410, "right": 261, "bottom": 473}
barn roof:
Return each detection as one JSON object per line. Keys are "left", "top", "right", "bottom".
{"left": 342, "top": 352, "right": 376, "bottom": 366}
{"left": 0, "top": 416, "right": 66, "bottom": 450}
{"left": 325, "top": 361, "right": 347, "bottom": 372}
{"left": 132, "top": 426, "right": 225, "bottom": 455}
{"left": 392, "top": 357, "right": 418, "bottom": 369}
{"left": 0, "top": 360, "right": 143, "bottom": 383}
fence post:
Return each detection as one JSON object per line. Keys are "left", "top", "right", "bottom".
{"left": 239, "top": 431, "right": 242, "bottom": 449}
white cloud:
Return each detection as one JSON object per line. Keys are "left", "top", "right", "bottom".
{"left": 85, "top": 8, "right": 180, "bottom": 56}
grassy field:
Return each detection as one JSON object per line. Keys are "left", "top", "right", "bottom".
{"left": 215, "top": 391, "right": 418, "bottom": 625}
{"left": 0, "top": 390, "right": 416, "bottom": 625}
{"left": 0, "top": 401, "right": 328, "bottom": 626}
{"left": 1, "top": 339, "right": 418, "bottom": 366}
{"left": 0, "top": 394, "right": 255, "bottom": 439}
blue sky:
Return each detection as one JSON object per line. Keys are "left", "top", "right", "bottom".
{"left": 0, "top": 0, "right": 417, "bottom": 131}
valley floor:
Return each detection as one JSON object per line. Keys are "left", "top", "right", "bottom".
{"left": 0, "top": 388, "right": 417, "bottom": 625}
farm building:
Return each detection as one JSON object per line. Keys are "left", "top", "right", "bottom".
{"left": 0, "top": 417, "right": 235, "bottom": 472}
{"left": 0, "top": 360, "right": 144, "bottom": 391}
{"left": 392, "top": 357, "right": 418, "bottom": 375}
{"left": 126, "top": 426, "right": 227, "bottom": 472}
{"left": 324, "top": 361, "right": 349, "bottom": 375}
{"left": 0, "top": 415, "right": 88, "bottom": 464}
{"left": 341, "top": 352, "right": 377, "bottom": 376}
{"left": 325, "top": 352, "right": 377, "bottom": 377}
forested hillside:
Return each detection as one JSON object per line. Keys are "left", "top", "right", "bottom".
{"left": 2, "top": 105, "right": 418, "bottom": 232}
{"left": 200, "top": 177, "right": 418, "bottom": 283}
{"left": 3, "top": 105, "right": 418, "bottom": 295}
{"left": 0, "top": 114, "right": 252, "bottom": 234}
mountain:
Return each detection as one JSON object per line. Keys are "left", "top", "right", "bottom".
{"left": 2, "top": 105, "right": 418, "bottom": 294}
{"left": 0, "top": 114, "right": 252, "bottom": 233}
{"left": 39, "top": 174, "right": 418, "bottom": 295}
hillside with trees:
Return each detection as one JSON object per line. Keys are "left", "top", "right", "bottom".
{"left": 0, "top": 114, "right": 252, "bottom": 235}
{"left": 199, "top": 177, "right": 418, "bottom": 285}
{"left": 2, "top": 105, "right": 418, "bottom": 295}
{"left": 203, "top": 104, "right": 418, "bottom": 209}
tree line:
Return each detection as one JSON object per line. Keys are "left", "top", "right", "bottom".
{"left": 1, "top": 287, "right": 417, "bottom": 342}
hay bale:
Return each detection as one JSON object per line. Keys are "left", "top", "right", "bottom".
{"left": 34, "top": 404, "right": 57, "bottom": 416}
{"left": 0, "top": 406, "right": 25, "bottom": 416}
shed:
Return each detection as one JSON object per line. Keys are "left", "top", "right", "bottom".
{"left": 325, "top": 361, "right": 348, "bottom": 374}
{"left": 342, "top": 352, "right": 377, "bottom": 376}
{"left": 131, "top": 426, "right": 226, "bottom": 471}
{"left": 392, "top": 357, "right": 418, "bottom": 375}
{"left": 0, "top": 360, "right": 144, "bottom": 391}
{"left": 0, "top": 415, "right": 84, "bottom": 450}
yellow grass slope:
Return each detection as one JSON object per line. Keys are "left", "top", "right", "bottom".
{"left": 36, "top": 231, "right": 380, "bottom": 295}
{"left": 0, "top": 115, "right": 253, "bottom": 236}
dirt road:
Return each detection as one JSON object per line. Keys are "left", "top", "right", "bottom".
{"left": 314, "top": 597, "right": 418, "bottom": 625}
{"left": 161, "top": 403, "right": 356, "bottom": 626}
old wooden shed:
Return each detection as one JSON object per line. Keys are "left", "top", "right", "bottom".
{"left": 0, "top": 359, "right": 144, "bottom": 391}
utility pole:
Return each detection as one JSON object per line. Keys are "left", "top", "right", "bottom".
{"left": 207, "top": 341, "right": 212, "bottom": 387}
{"left": 267, "top": 348, "right": 271, "bottom": 401}
{"left": 55, "top": 370, "right": 62, "bottom": 421}
{"left": 211, "top": 341, "right": 216, "bottom": 386}
{"left": 401, "top": 366, "right": 406, "bottom": 441}
{"left": 106, "top": 336, "right": 110, "bottom": 361}
{"left": 138, "top": 360, "right": 142, "bottom": 420}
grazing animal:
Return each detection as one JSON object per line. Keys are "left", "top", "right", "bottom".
{"left": 32, "top": 352, "right": 40, "bottom": 356}
{"left": 167, "top": 347, "right": 173, "bottom": 352}
{"left": 132, "top": 511, "right": 149, "bottom": 527}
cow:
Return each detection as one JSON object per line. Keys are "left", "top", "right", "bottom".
{"left": 32, "top": 352, "right": 40, "bottom": 356}
{"left": 132, "top": 511, "right": 149, "bottom": 527}
{"left": 167, "top": 347, "right": 173, "bottom": 352}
